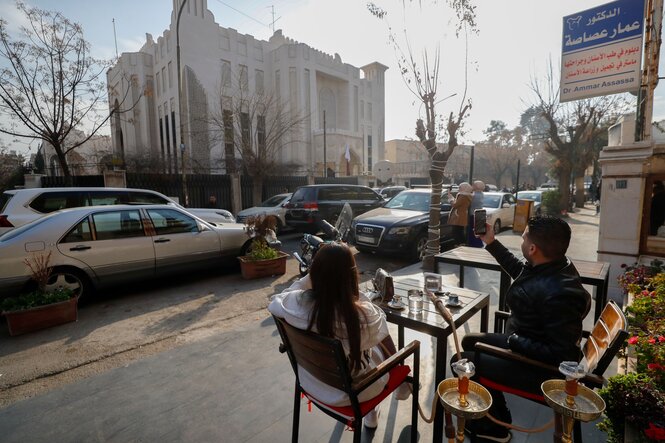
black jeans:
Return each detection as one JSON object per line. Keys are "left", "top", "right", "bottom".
{"left": 451, "top": 332, "right": 557, "bottom": 423}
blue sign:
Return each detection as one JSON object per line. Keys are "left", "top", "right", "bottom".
{"left": 562, "top": 0, "right": 645, "bottom": 54}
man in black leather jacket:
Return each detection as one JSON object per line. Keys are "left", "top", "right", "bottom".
{"left": 453, "top": 216, "right": 591, "bottom": 442}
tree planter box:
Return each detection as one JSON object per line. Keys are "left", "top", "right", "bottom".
{"left": 238, "top": 251, "right": 289, "bottom": 279}
{"left": 3, "top": 297, "right": 78, "bottom": 336}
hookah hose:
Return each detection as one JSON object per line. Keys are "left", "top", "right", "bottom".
{"left": 409, "top": 296, "right": 554, "bottom": 433}
{"left": 407, "top": 383, "right": 554, "bottom": 433}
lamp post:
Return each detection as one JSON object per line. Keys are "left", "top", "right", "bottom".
{"left": 176, "top": 0, "right": 189, "bottom": 206}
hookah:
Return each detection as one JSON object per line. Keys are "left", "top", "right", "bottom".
{"left": 541, "top": 360, "right": 606, "bottom": 443}
{"left": 426, "top": 290, "right": 606, "bottom": 443}
{"left": 426, "top": 291, "right": 492, "bottom": 443}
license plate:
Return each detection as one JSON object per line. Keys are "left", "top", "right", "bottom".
{"left": 357, "top": 235, "right": 376, "bottom": 244}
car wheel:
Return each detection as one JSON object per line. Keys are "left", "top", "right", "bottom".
{"left": 412, "top": 234, "right": 428, "bottom": 261}
{"left": 493, "top": 220, "right": 501, "bottom": 234}
{"left": 45, "top": 268, "right": 90, "bottom": 301}
{"left": 536, "top": 207, "right": 542, "bottom": 217}
{"left": 355, "top": 246, "right": 372, "bottom": 254}
{"left": 273, "top": 218, "right": 283, "bottom": 235}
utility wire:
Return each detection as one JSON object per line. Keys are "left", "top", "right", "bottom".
{"left": 213, "top": 0, "right": 270, "bottom": 29}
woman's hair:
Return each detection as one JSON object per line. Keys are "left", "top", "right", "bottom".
{"left": 307, "top": 242, "right": 365, "bottom": 371}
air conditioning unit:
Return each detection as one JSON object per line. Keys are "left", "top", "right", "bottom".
{"left": 608, "top": 114, "right": 636, "bottom": 146}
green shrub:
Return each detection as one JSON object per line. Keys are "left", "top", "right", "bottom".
{"left": 598, "top": 373, "right": 665, "bottom": 442}
{"left": 541, "top": 190, "right": 562, "bottom": 214}
{"left": 246, "top": 238, "right": 279, "bottom": 261}
{"left": 0, "top": 287, "right": 74, "bottom": 312}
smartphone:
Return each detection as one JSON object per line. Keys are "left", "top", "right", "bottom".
{"left": 474, "top": 209, "right": 487, "bottom": 235}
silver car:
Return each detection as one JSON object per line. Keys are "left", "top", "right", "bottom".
{"left": 0, "top": 187, "right": 234, "bottom": 235}
{"left": 0, "top": 205, "right": 252, "bottom": 300}
{"left": 235, "top": 193, "right": 292, "bottom": 234}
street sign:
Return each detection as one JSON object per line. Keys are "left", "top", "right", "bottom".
{"left": 560, "top": 0, "right": 645, "bottom": 102}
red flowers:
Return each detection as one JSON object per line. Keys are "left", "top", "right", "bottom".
{"left": 645, "top": 422, "right": 665, "bottom": 440}
{"left": 629, "top": 336, "right": 639, "bottom": 345}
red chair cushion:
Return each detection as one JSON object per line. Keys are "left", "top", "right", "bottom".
{"left": 303, "top": 364, "right": 411, "bottom": 420}
{"left": 478, "top": 376, "right": 545, "bottom": 403}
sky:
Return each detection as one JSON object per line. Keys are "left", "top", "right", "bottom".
{"left": 0, "top": 0, "right": 662, "bottom": 157}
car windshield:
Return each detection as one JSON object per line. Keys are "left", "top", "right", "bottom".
{"left": 260, "top": 195, "right": 287, "bottom": 207}
{"left": 385, "top": 192, "right": 431, "bottom": 211}
{"left": 518, "top": 192, "right": 541, "bottom": 202}
{"left": 482, "top": 195, "right": 502, "bottom": 208}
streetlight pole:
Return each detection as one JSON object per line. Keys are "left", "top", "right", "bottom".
{"left": 176, "top": 0, "right": 189, "bottom": 206}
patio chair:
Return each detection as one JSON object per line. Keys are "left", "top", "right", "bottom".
{"left": 473, "top": 300, "right": 628, "bottom": 442}
{"left": 273, "top": 315, "right": 420, "bottom": 443}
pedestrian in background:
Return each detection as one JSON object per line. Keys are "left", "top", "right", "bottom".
{"left": 447, "top": 182, "right": 472, "bottom": 246}
{"left": 208, "top": 195, "right": 217, "bottom": 208}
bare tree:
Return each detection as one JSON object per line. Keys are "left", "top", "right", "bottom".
{"left": 369, "top": 1, "right": 475, "bottom": 269}
{"left": 528, "top": 60, "right": 626, "bottom": 211}
{"left": 0, "top": 2, "right": 141, "bottom": 182}
{"left": 208, "top": 74, "right": 308, "bottom": 205}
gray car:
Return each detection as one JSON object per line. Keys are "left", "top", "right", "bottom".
{"left": 0, "top": 205, "right": 252, "bottom": 300}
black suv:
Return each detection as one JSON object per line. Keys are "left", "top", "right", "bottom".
{"left": 285, "top": 184, "right": 384, "bottom": 232}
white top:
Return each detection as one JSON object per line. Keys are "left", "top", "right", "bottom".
{"left": 268, "top": 275, "right": 390, "bottom": 406}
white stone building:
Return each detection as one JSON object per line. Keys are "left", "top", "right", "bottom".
{"left": 107, "top": 0, "right": 386, "bottom": 176}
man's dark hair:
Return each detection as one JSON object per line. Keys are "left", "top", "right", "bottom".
{"left": 526, "top": 216, "right": 571, "bottom": 259}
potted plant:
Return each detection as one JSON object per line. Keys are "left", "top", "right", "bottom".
{"left": 1, "top": 252, "right": 78, "bottom": 336}
{"left": 237, "top": 215, "right": 288, "bottom": 279}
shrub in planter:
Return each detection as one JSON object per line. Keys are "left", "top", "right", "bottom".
{"left": 238, "top": 215, "right": 287, "bottom": 279}
{"left": 1, "top": 252, "right": 78, "bottom": 335}
{"left": 598, "top": 373, "right": 665, "bottom": 442}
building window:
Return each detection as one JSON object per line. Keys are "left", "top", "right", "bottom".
{"left": 239, "top": 64, "right": 248, "bottom": 90}
{"left": 360, "top": 100, "right": 364, "bottom": 119}
{"left": 367, "top": 134, "right": 373, "bottom": 172}
{"left": 275, "top": 70, "right": 280, "bottom": 99}
{"left": 255, "top": 69, "right": 264, "bottom": 95}
{"left": 167, "top": 62, "right": 173, "bottom": 89}
{"left": 257, "top": 115, "right": 266, "bottom": 154}
{"left": 353, "top": 86, "right": 358, "bottom": 132}
{"left": 171, "top": 110, "right": 178, "bottom": 173}
{"left": 221, "top": 60, "right": 231, "bottom": 88}
{"left": 156, "top": 72, "right": 161, "bottom": 97}
{"left": 238, "top": 37, "right": 247, "bottom": 56}
{"left": 223, "top": 109, "right": 235, "bottom": 173}
{"left": 240, "top": 112, "right": 250, "bottom": 151}
{"left": 368, "top": 102, "right": 373, "bottom": 121}
{"left": 161, "top": 68, "right": 166, "bottom": 93}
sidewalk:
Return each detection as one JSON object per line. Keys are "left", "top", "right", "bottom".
{"left": 0, "top": 207, "right": 610, "bottom": 442}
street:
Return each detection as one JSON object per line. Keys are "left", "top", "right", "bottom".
{"left": 0, "top": 231, "right": 412, "bottom": 408}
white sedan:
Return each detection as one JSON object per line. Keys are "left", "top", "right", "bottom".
{"left": 0, "top": 205, "right": 252, "bottom": 301}
{"left": 236, "top": 193, "right": 291, "bottom": 233}
{"left": 483, "top": 192, "right": 516, "bottom": 233}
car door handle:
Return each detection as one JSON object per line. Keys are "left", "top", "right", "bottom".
{"left": 154, "top": 238, "right": 171, "bottom": 243}
{"left": 69, "top": 245, "right": 91, "bottom": 251}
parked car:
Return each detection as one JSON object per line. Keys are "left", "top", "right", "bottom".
{"left": 351, "top": 188, "right": 455, "bottom": 261}
{"left": 517, "top": 190, "right": 545, "bottom": 216}
{"left": 0, "top": 205, "right": 252, "bottom": 300}
{"left": 537, "top": 182, "right": 558, "bottom": 191}
{"left": 0, "top": 187, "right": 234, "bottom": 234}
{"left": 235, "top": 193, "right": 292, "bottom": 234}
{"left": 378, "top": 186, "right": 407, "bottom": 200}
{"left": 284, "top": 184, "right": 384, "bottom": 233}
{"left": 483, "top": 192, "right": 517, "bottom": 233}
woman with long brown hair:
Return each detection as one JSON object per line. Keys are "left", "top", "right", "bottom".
{"left": 268, "top": 243, "right": 403, "bottom": 428}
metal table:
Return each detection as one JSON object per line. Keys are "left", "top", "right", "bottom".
{"left": 374, "top": 273, "right": 489, "bottom": 443}
{"left": 434, "top": 246, "right": 611, "bottom": 332}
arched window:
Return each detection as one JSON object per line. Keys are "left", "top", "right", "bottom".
{"left": 318, "top": 87, "right": 336, "bottom": 129}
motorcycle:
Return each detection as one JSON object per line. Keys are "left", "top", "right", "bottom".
{"left": 292, "top": 203, "right": 353, "bottom": 276}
